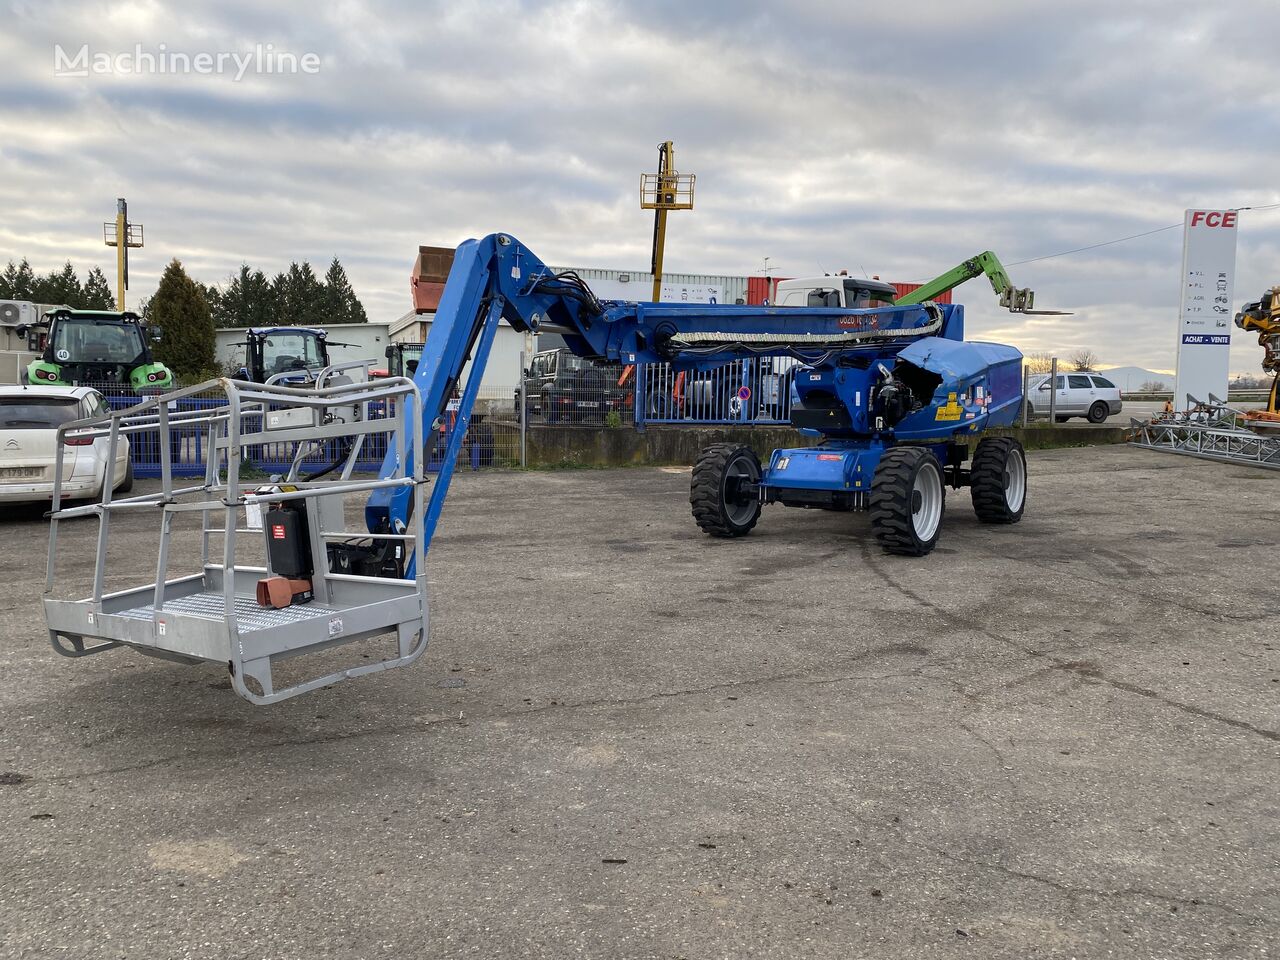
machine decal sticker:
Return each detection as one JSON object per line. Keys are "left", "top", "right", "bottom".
{"left": 936, "top": 401, "right": 963, "bottom": 421}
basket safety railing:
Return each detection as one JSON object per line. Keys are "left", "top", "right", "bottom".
{"left": 42, "top": 375, "right": 430, "bottom": 704}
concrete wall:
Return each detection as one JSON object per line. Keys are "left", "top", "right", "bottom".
{"left": 0, "top": 350, "right": 38, "bottom": 384}
{"left": 521, "top": 423, "right": 1128, "bottom": 468}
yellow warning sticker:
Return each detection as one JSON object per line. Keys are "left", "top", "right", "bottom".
{"left": 935, "top": 401, "right": 962, "bottom": 421}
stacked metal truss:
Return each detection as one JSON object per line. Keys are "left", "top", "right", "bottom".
{"left": 1128, "top": 394, "right": 1280, "bottom": 470}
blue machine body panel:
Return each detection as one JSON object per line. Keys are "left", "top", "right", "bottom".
{"left": 366, "top": 233, "right": 1024, "bottom": 546}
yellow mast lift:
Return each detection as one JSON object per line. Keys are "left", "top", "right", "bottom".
{"left": 640, "top": 141, "right": 695, "bottom": 302}
{"left": 103, "top": 198, "right": 144, "bottom": 311}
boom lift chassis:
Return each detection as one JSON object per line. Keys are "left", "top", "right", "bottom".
{"left": 44, "top": 233, "right": 1030, "bottom": 704}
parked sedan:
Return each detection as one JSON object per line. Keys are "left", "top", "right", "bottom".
{"left": 1027, "top": 372, "right": 1123, "bottom": 423}
{"left": 0, "top": 386, "right": 131, "bottom": 504}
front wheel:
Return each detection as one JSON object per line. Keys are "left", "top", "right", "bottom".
{"left": 1087, "top": 401, "right": 1108, "bottom": 424}
{"left": 690, "top": 443, "right": 762, "bottom": 537}
{"left": 970, "top": 437, "right": 1026, "bottom": 524}
{"left": 869, "top": 447, "right": 944, "bottom": 556}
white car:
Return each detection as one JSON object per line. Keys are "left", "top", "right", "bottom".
{"left": 0, "top": 386, "right": 131, "bottom": 504}
{"left": 1027, "top": 372, "right": 1123, "bottom": 423}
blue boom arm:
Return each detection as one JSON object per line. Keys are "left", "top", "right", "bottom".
{"left": 366, "top": 233, "right": 1022, "bottom": 551}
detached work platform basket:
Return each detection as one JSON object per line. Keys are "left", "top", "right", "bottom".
{"left": 42, "top": 371, "right": 431, "bottom": 705}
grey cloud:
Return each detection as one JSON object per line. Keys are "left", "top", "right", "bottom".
{"left": 0, "top": 0, "right": 1278, "bottom": 373}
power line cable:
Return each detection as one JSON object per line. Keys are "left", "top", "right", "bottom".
{"left": 1007, "top": 201, "right": 1280, "bottom": 267}
{"left": 1007, "top": 223, "right": 1180, "bottom": 266}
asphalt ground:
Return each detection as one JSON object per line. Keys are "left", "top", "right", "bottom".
{"left": 0, "top": 445, "right": 1277, "bottom": 959}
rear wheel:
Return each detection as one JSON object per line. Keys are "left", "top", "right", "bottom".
{"left": 691, "top": 443, "right": 762, "bottom": 537}
{"left": 869, "top": 447, "right": 944, "bottom": 556}
{"left": 1087, "top": 401, "right": 1108, "bottom": 424}
{"left": 970, "top": 437, "right": 1026, "bottom": 524}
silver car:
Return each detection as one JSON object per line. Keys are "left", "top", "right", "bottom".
{"left": 0, "top": 386, "right": 131, "bottom": 503}
{"left": 1027, "top": 372, "right": 1123, "bottom": 423}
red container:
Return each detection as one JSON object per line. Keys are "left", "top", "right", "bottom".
{"left": 411, "top": 245, "right": 455, "bottom": 313}
{"left": 890, "top": 282, "right": 951, "bottom": 304}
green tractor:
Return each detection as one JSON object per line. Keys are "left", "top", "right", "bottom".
{"left": 22, "top": 309, "right": 172, "bottom": 393}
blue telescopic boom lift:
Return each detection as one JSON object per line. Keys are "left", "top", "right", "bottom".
{"left": 368, "top": 232, "right": 1027, "bottom": 560}
{"left": 42, "top": 231, "right": 1028, "bottom": 705}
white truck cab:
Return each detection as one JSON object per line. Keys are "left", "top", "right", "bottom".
{"left": 772, "top": 274, "right": 899, "bottom": 309}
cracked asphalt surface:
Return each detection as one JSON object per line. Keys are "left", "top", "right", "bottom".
{"left": 1, "top": 445, "right": 1277, "bottom": 959}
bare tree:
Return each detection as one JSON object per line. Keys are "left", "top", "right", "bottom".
{"left": 1024, "top": 351, "right": 1057, "bottom": 374}
{"left": 1069, "top": 348, "right": 1099, "bottom": 372}
{"left": 1139, "top": 380, "right": 1169, "bottom": 393}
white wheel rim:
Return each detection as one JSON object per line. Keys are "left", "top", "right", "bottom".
{"left": 912, "top": 461, "right": 943, "bottom": 541}
{"left": 1003, "top": 449, "right": 1026, "bottom": 511}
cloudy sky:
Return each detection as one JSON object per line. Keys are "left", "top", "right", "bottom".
{"left": 3, "top": 0, "right": 1279, "bottom": 374}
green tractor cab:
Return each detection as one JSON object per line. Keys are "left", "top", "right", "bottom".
{"left": 22, "top": 309, "right": 172, "bottom": 393}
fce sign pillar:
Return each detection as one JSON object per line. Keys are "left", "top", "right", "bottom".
{"left": 1174, "top": 209, "right": 1238, "bottom": 406}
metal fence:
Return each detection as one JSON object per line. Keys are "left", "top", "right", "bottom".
{"left": 93, "top": 383, "right": 521, "bottom": 477}
{"left": 635, "top": 357, "right": 801, "bottom": 426}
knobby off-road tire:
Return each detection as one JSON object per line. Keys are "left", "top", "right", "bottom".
{"left": 869, "top": 447, "right": 945, "bottom": 556}
{"left": 690, "top": 443, "right": 762, "bottom": 538}
{"left": 970, "top": 437, "right": 1027, "bottom": 524}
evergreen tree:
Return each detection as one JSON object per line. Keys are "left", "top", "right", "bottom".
{"left": 269, "top": 271, "right": 289, "bottom": 323}
{"left": 322, "top": 257, "right": 367, "bottom": 323}
{"left": 32, "top": 262, "right": 82, "bottom": 306}
{"left": 215, "top": 265, "right": 276, "bottom": 328}
{"left": 272, "top": 262, "right": 328, "bottom": 326}
{"left": 148, "top": 259, "right": 216, "bottom": 380}
{"left": 295, "top": 261, "right": 327, "bottom": 325}
{"left": 0, "top": 259, "right": 36, "bottom": 300}
{"left": 82, "top": 267, "right": 116, "bottom": 309}
{"left": 199, "top": 282, "right": 223, "bottom": 324}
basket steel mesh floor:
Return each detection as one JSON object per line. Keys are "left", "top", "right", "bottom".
{"left": 115, "top": 593, "right": 341, "bottom": 632}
